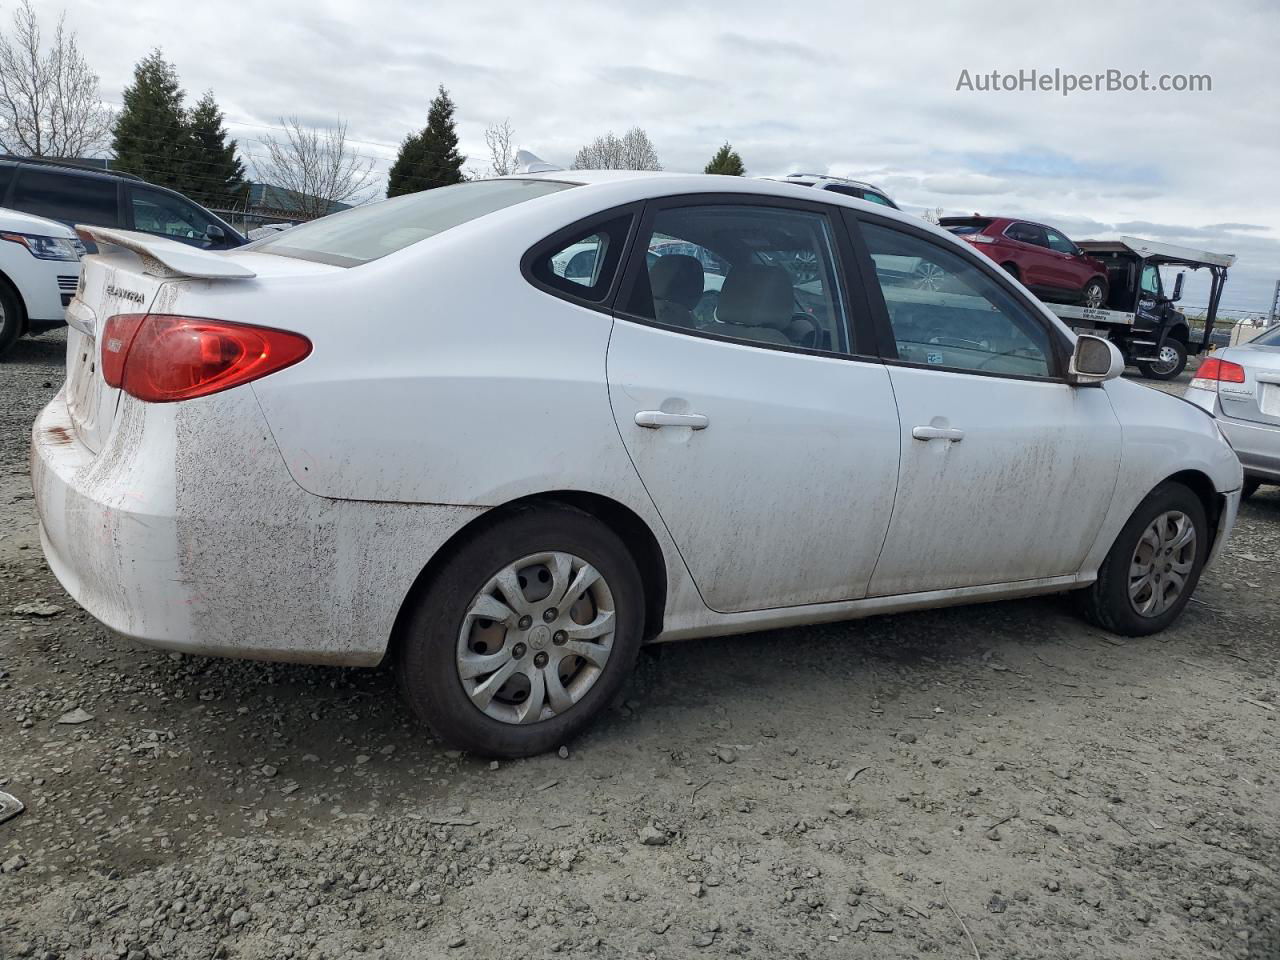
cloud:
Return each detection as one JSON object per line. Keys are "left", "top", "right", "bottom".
{"left": 43, "top": 0, "right": 1277, "bottom": 311}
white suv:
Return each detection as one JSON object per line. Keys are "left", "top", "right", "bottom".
{"left": 771, "top": 173, "right": 899, "bottom": 208}
{"left": 0, "top": 207, "right": 83, "bottom": 357}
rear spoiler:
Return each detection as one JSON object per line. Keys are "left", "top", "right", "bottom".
{"left": 77, "top": 225, "right": 256, "bottom": 280}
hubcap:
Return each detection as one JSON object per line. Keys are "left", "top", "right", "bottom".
{"left": 1151, "top": 345, "right": 1179, "bottom": 374}
{"left": 1128, "top": 510, "right": 1197, "bottom": 618}
{"left": 1085, "top": 284, "right": 1104, "bottom": 308}
{"left": 456, "top": 551, "right": 615, "bottom": 725}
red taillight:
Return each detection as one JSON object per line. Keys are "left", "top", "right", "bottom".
{"left": 1191, "top": 356, "right": 1246, "bottom": 389}
{"left": 101, "top": 314, "right": 311, "bottom": 402}
{"left": 101, "top": 313, "right": 148, "bottom": 387}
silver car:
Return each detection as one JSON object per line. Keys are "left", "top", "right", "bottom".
{"left": 1185, "top": 325, "right": 1280, "bottom": 498}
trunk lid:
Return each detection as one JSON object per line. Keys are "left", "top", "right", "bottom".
{"left": 63, "top": 227, "right": 261, "bottom": 454}
{"left": 1216, "top": 343, "right": 1280, "bottom": 428}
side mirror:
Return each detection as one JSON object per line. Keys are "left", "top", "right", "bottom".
{"left": 1067, "top": 334, "right": 1125, "bottom": 385}
{"left": 206, "top": 224, "right": 226, "bottom": 244}
{"left": 1172, "top": 272, "right": 1185, "bottom": 302}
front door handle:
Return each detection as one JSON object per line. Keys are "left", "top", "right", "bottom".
{"left": 635, "top": 411, "right": 709, "bottom": 430}
{"left": 912, "top": 425, "right": 964, "bottom": 442}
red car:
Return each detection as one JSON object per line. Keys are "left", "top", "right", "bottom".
{"left": 940, "top": 216, "right": 1110, "bottom": 308}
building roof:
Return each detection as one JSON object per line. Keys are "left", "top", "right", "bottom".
{"left": 245, "top": 182, "right": 352, "bottom": 216}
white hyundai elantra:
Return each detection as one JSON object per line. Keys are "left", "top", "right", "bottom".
{"left": 32, "top": 171, "right": 1242, "bottom": 756}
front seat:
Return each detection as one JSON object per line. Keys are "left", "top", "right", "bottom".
{"left": 715, "top": 264, "right": 795, "bottom": 346}
{"left": 650, "top": 254, "right": 704, "bottom": 329}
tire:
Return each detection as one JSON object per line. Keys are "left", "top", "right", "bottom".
{"left": 0, "top": 282, "right": 22, "bottom": 359}
{"left": 1137, "top": 339, "right": 1187, "bottom": 380}
{"left": 396, "top": 504, "right": 645, "bottom": 758}
{"left": 1078, "top": 482, "right": 1208, "bottom": 636}
{"left": 1241, "top": 477, "right": 1262, "bottom": 501}
{"left": 1082, "top": 277, "right": 1108, "bottom": 309}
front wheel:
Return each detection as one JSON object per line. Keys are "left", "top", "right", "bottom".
{"left": 0, "top": 284, "right": 22, "bottom": 358}
{"left": 1137, "top": 339, "right": 1187, "bottom": 380}
{"left": 1078, "top": 482, "right": 1208, "bottom": 636}
{"left": 397, "top": 504, "right": 645, "bottom": 757}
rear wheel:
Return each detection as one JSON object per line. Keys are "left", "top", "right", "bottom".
{"left": 397, "top": 505, "right": 644, "bottom": 758}
{"left": 1082, "top": 277, "right": 1108, "bottom": 309}
{"left": 1137, "top": 339, "right": 1187, "bottom": 380}
{"left": 0, "top": 284, "right": 22, "bottom": 359}
{"left": 1078, "top": 482, "right": 1208, "bottom": 636}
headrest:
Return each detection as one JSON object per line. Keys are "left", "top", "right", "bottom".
{"left": 717, "top": 264, "right": 794, "bottom": 330}
{"left": 650, "top": 254, "right": 704, "bottom": 310}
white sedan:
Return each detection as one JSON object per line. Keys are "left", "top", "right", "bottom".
{"left": 32, "top": 172, "right": 1242, "bottom": 757}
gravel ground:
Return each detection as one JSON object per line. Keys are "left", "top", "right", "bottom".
{"left": 2, "top": 329, "right": 1278, "bottom": 960}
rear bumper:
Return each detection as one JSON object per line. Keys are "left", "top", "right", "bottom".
{"left": 32, "top": 387, "right": 483, "bottom": 666}
{"left": 1186, "top": 385, "right": 1280, "bottom": 481}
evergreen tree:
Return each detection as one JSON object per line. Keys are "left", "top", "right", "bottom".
{"left": 185, "top": 91, "right": 246, "bottom": 208}
{"left": 704, "top": 142, "right": 745, "bottom": 176}
{"left": 112, "top": 50, "right": 189, "bottom": 190}
{"left": 387, "top": 85, "right": 465, "bottom": 197}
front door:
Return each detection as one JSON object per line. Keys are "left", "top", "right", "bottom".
{"left": 852, "top": 217, "right": 1123, "bottom": 597}
{"left": 606, "top": 198, "right": 902, "bottom": 614}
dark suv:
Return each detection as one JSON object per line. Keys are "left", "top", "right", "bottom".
{"left": 940, "top": 216, "right": 1109, "bottom": 308}
{"left": 0, "top": 157, "right": 245, "bottom": 250}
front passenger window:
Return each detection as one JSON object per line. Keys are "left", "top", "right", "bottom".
{"left": 860, "top": 222, "right": 1054, "bottom": 378}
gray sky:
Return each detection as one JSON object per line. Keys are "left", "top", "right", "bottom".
{"left": 45, "top": 0, "right": 1280, "bottom": 313}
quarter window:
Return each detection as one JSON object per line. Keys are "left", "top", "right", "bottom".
{"left": 527, "top": 212, "right": 633, "bottom": 303}
{"left": 860, "top": 221, "right": 1055, "bottom": 378}
{"left": 624, "top": 204, "right": 850, "bottom": 354}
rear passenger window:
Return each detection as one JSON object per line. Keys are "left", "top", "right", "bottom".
{"left": 527, "top": 213, "right": 632, "bottom": 303}
{"left": 623, "top": 204, "right": 850, "bottom": 354}
{"left": 11, "top": 169, "right": 117, "bottom": 225}
{"left": 860, "top": 221, "right": 1055, "bottom": 378}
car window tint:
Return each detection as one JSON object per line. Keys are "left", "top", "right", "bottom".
{"left": 861, "top": 221, "right": 1054, "bottom": 378}
{"left": 1045, "top": 229, "right": 1075, "bottom": 254}
{"left": 11, "top": 169, "right": 117, "bottom": 224}
{"left": 1256, "top": 325, "right": 1280, "bottom": 347}
{"left": 256, "top": 179, "right": 576, "bottom": 267}
{"left": 625, "top": 204, "right": 849, "bottom": 354}
{"left": 131, "top": 187, "right": 212, "bottom": 242}
{"left": 862, "top": 192, "right": 896, "bottom": 207}
{"left": 528, "top": 212, "right": 633, "bottom": 303}
{"left": 1006, "top": 222, "right": 1041, "bottom": 245}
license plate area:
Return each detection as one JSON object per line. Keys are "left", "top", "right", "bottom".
{"left": 1261, "top": 382, "right": 1280, "bottom": 417}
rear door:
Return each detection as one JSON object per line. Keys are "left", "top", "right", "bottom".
{"left": 605, "top": 196, "right": 902, "bottom": 613}
{"left": 848, "top": 214, "right": 1122, "bottom": 596}
{"left": 1004, "top": 222, "right": 1050, "bottom": 287}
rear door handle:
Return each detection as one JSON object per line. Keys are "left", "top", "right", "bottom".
{"left": 635, "top": 411, "right": 709, "bottom": 430}
{"left": 912, "top": 425, "right": 964, "bottom": 442}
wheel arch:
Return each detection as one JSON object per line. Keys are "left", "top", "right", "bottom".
{"left": 386, "top": 490, "right": 669, "bottom": 664}
{"left": 0, "top": 267, "right": 30, "bottom": 336}
{"left": 1162, "top": 468, "right": 1223, "bottom": 545}
{"left": 1165, "top": 322, "right": 1190, "bottom": 344}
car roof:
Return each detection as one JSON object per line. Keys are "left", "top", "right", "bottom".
{"left": 0, "top": 155, "right": 142, "bottom": 183}
{"left": 777, "top": 173, "right": 889, "bottom": 193}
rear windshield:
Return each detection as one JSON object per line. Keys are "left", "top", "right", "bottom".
{"left": 940, "top": 217, "right": 993, "bottom": 235}
{"left": 252, "top": 179, "right": 577, "bottom": 267}
{"left": 1255, "top": 325, "right": 1280, "bottom": 347}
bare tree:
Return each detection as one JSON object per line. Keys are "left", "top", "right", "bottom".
{"left": 256, "top": 117, "right": 376, "bottom": 218}
{"left": 484, "top": 119, "right": 518, "bottom": 177}
{"left": 0, "top": 0, "right": 112, "bottom": 157}
{"left": 571, "top": 127, "right": 661, "bottom": 171}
